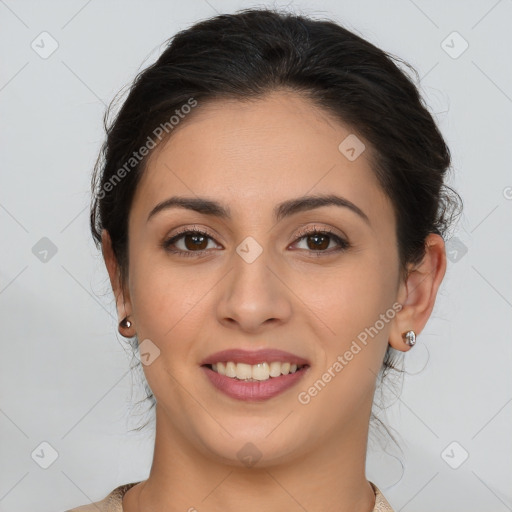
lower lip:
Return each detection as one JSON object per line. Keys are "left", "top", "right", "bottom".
{"left": 201, "top": 365, "right": 309, "bottom": 402}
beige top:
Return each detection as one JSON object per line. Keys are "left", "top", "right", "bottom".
{"left": 66, "top": 481, "right": 394, "bottom": 511}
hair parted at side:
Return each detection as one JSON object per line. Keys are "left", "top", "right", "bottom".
{"left": 90, "top": 7, "right": 463, "bottom": 437}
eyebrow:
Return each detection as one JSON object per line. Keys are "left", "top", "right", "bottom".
{"left": 147, "top": 194, "right": 370, "bottom": 226}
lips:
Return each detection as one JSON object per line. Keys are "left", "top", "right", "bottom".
{"left": 200, "top": 348, "right": 310, "bottom": 401}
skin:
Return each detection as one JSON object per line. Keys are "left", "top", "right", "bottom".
{"left": 102, "top": 90, "right": 446, "bottom": 512}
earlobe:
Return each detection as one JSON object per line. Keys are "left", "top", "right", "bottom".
{"left": 388, "top": 233, "right": 447, "bottom": 352}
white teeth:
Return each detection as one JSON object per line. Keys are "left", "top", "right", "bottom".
{"left": 209, "top": 361, "right": 304, "bottom": 380}
{"left": 269, "top": 361, "right": 281, "bottom": 377}
{"left": 225, "top": 361, "right": 237, "bottom": 378}
{"left": 236, "top": 363, "right": 252, "bottom": 380}
{"left": 252, "top": 362, "right": 270, "bottom": 381}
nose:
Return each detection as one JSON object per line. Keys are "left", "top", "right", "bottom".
{"left": 215, "top": 247, "right": 293, "bottom": 333}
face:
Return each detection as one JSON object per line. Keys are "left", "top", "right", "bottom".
{"left": 112, "top": 90, "right": 406, "bottom": 466}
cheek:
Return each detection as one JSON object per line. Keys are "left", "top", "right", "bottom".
{"left": 128, "top": 250, "right": 218, "bottom": 343}
{"left": 127, "top": 258, "right": 210, "bottom": 402}
{"left": 130, "top": 265, "right": 173, "bottom": 335}
{"left": 297, "top": 259, "right": 397, "bottom": 418}
{"left": 307, "top": 251, "right": 398, "bottom": 363}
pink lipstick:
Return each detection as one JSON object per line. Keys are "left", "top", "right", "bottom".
{"left": 200, "top": 348, "right": 310, "bottom": 401}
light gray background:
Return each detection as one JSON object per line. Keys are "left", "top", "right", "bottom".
{"left": 1, "top": 0, "right": 511, "bottom": 510}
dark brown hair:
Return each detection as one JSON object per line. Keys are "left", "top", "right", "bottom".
{"left": 90, "top": 8, "right": 462, "bottom": 438}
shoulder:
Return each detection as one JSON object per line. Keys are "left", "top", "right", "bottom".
{"left": 369, "top": 481, "right": 394, "bottom": 512}
{"left": 65, "top": 482, "right": 141, "bottom": 512}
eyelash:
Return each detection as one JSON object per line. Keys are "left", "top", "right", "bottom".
{"left": 161, "top": 225, "right": 351, "bottom": 258}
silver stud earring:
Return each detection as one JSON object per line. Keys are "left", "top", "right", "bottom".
{"left": 403, "top": 330, "right": 416, "bottom": 347}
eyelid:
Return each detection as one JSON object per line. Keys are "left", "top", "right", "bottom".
{"left": 165, "top": 224, "right": 222, "bottom": 244}
{"left": 293, "top": 223, "right": 347, "bottom": 240}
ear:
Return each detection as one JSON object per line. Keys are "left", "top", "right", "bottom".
{"left": 389, "top": 233, "right": 447, "bottom": 352}
{"left": 101, "top": 229, "right": 135, "bottom": 335}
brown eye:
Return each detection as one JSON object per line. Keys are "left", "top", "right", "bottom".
{"left": 305, "top": 233, "right": 330, "bottom": 250}
{"left": 162, "top": 229, "right": 220, "bottom": 257}
{"left": 293, "top": 228, "right": 350, "bottom": 254}
{"left": 162, "top": 227, "right": 350, "bottom": 258}
{"left": 182, "top": 232, "right": 209, "bottom": 251}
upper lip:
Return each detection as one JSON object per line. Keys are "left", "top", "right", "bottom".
{"left": 200, "top": 348, "right": 310, "bottom": 366}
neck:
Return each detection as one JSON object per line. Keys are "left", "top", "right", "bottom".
{"left": 126, "top": 402, "right": 376, "bottom": 512}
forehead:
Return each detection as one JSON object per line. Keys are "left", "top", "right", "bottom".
{"left": 132, "top": 90, "right": 394, "bottom": 229}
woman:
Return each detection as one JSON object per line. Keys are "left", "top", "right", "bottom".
{"left": 68, "top": 7, "right": 461, "bottom": 511}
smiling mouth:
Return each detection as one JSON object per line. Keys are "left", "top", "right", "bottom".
{"left": 203, "top": 361, "right": 309, "bottom": 382}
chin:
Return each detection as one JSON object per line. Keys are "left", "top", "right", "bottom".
{"left": 192, "top": 423, "right": 308, "bottom": 469}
